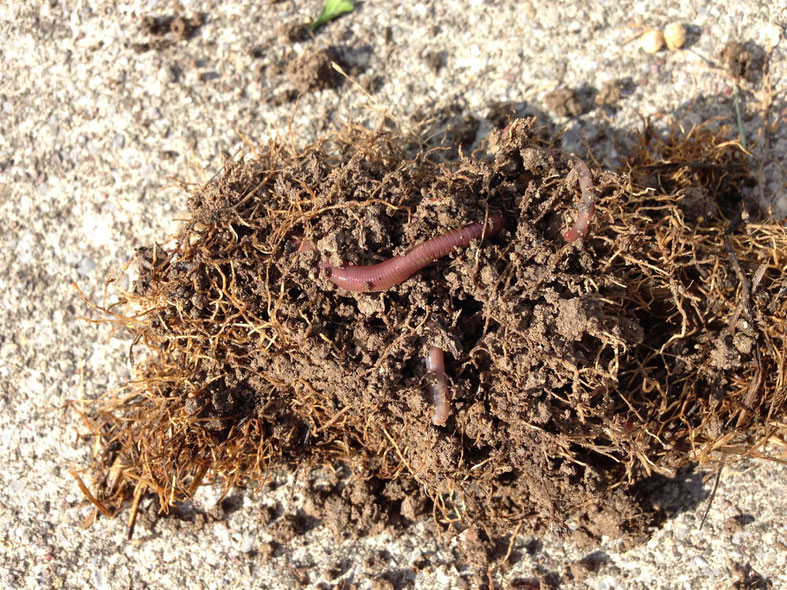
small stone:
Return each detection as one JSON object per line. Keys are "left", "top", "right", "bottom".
{"left": 77, "top": 257, "right": 97, "bottom": 276}
{"left": 692, "top": 555, "right": 708, "bottom": 568}
{"left": 641, "top": 29, "right": 665, "bottom": 54}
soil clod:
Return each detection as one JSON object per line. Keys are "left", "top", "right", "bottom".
{"left": 75, "top": 116, "right": 786, "bottom": 554}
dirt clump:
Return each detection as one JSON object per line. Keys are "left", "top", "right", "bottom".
{"left": 721, "top": 40, "right": 761, "bottom": 81}
{"left": 133, "top": 12, "right": 205, "bottom": 52}
{"left": 141, "top": 13, "right": 205, "bottom": 40}
{"left": 287, "top": 46, "right": 342, "bottom": 92}
{"left": 277, "top": 21, "right": 308, "bottom": 44}
{"left": 594, "top": 79, "right": 624, "bottom": 107}
{"left": 74, "top": 116, "right": 786, "bottom": 559}
{"left": 544, "top": 87, "right": 583, "bottom": 117}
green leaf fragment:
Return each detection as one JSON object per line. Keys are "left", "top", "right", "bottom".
{"left": 309, "top": 0, "right": 354, "bottom": 31}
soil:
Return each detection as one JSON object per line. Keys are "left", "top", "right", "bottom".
{"left": 82, "top": 113, "right": 785, "bottom": 572}
{"left": 487, "top": 101, "right": 522, "bottom": 128}
{"left": 277, "top": 21, "right": 308, "bottom": 45}
{"left": 721, "top": 41, "right": 761, "bottom": 82}
{"left": 133, "top": 12, "right": 205, "bottom": 52}
{"left": 544, "top": 88, "right": 584, "bottom": 117}
{"left": 594, "top": 79, "right": 624, "bottom": 107}
{"left": 141, "top": 14, "right": 205, "bottom": 40}
{"left": 115, "top": 119, "right": 649, "bottom": 545}
{"left": 287, "top": 45, "right": 343, "bottom": 93}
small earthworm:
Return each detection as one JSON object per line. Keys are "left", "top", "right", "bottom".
{"left": 498, "top": 125, "right": 595, "bottom": 241}
{"left": 563, "top": 155, "right": 596, "bottom": 243}
{"left": 426, "top": 346, "right": 451, "bottom": 426}
{"left": 316, "top": 213, "right": 506, "bottom": 292}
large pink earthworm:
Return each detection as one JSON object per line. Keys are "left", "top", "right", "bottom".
{"left": 426, "top": 346, "right": 451, "bottom": 426}
{"left": 562, "top": 155, "right": 596, "bottom": 243}
{"left": 315, "top": 213, "right": 506, "bottom": 292}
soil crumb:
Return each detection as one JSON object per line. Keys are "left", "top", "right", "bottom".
{"left": 134, "top": 12, "right": 204, "bottom": 52}
{"left": 277, "top": 21, "right": 308, "bottom": 44}
{"left": 287, "top": 46, "right": 343, "bottom": 92}
{"left": 594, "top": 79, "right": 624, "bottom": 106}
{"left": 76, "top": 116, "right": 786, "bottom": 558}
{"left": 141, "top": 14, "right": 205, "bottom": 39}
{"left": 544, "top": 87, "right": 583, "bottom": 117}
{"left": 721, "top": 41, "right": 761, "bottom": 81}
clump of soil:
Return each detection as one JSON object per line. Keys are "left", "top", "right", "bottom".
{"left": 287, "top": 46, "right": 343, "bottom": 92}
{"left": 721, "top": 41, "right": 761, "bottom": 82}
{"left": 141, "top": 13, "right": 205, "bottom": 39}
{"left": 133, "top": 12, "right": 205, "bottom": 52}
{"left": 75, "top": 117, "right": 786, "bottom": 550}
{"left": 277, "top": 21, "right": 308, "bottom": 44}
{"left": 544, "top": 88, "right": 584, "bottom": 117}
{"left": 487, "top": 101, "right": 521, "bottom": 128}
{"left": 594, "top": 79, "right": 624, "bottom": 107}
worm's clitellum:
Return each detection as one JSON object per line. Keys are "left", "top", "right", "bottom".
{"left": 426, "top": 346, "right": 451, "bottom": 426}
{"left": 317, "top": 213, "right": 506, "bottom": 292}
{"left": 563, "top": 155, "right": 596, "bottom": 243}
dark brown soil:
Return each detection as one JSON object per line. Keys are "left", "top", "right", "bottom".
{"left": 141, "top": 14, "right": 204, "bottom": 39}
{"left": 77, "top": 116, "right": 786, "bottom": 568}
{"left": 184, "top": 118, "right": 643, "bottom": 540}
{"left": 721, "top": 41, "right": 761, "bottom": 82}
{"left": 277, "top": 21, "right": 308, "bottom": 44}
{"left": 287, "top": 46, "right": 343, "bottom": 92}
{"left": 544, "top": 88, "right": 584, "bottom": 117}
{"left": 487, "top": 101, "right": 521, "bottom": 128}
{"left": 133, "top": 12, "right": 205, "bottom": 52}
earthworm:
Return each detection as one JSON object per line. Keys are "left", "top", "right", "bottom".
{"left": 562, "top": 155, "right": 596, "bottom": 243}
{"left": 426, "top": 346, "right": 451, "bottom": 426}
{"left": 317, "top": 213, "right": 506, "bottom": 292}
{"left": 499, "top": 123, "right": 595, "bottom": 241}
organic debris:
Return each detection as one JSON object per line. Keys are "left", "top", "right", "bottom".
{"left": 287, "top": 46, "right": 343, "bottom": 92}
{"left": 133, "top": 12, "right": 205, "bottom": 52}
{"left": 74, "top": 117, "right": 786, "bottom": 549}
{"left": 544, "top": 88, "right": 584, "bottom": 117}
{"left": 141, "top": 13, "right": 205, "bottom": 39}
{"left": 721, "top": 41, "right": 761, "bottom": 82}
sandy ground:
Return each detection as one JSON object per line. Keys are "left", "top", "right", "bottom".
{"left": 0, "top": 0, "right": 785, "bottom": 588}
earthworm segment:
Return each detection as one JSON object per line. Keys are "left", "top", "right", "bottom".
{"left": 426, "top": 346, "right": 451, "bottom": 426}
{"left": 500, "top": 126, "right": 596, "bottom": 242}
{"left": 562, "top": 155, "right": 596, "bottom": 243}
{"left": 318, "top": 213, "right": 506, "bottom": 292}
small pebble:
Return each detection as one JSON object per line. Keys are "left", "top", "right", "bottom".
{"left": 692, "top": 555, "right": 708, "bottom": 568}
{"left": 77, "top": 257, "right": 97, "bottom": 276}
